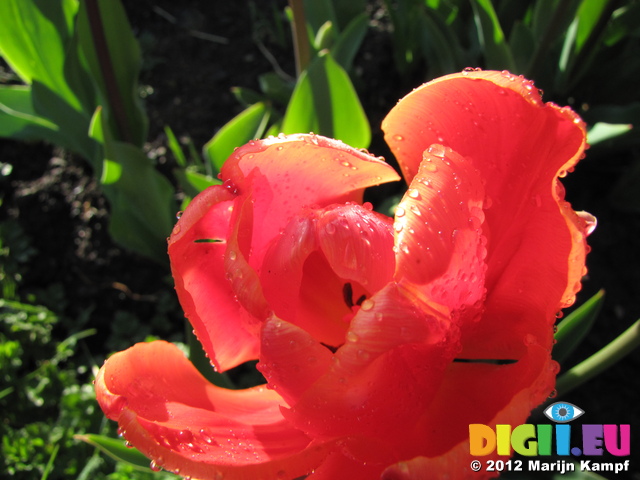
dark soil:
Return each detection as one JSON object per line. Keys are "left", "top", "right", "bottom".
{"left": 1, "top": 0, "right": 639, "bottom": 475}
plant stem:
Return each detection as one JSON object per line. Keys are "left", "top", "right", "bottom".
{"left": 289, "top": 0, "right": 311, "bottom": 77}
{"left": 556, "top": 319, "right": 640, "bottom": 396}
{"left": 85, "top": 0, "right": 133, "bottom": 144}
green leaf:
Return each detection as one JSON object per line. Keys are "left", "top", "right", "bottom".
{"left": 553, "top": 290, "right": 605, "bottom": 363}
{"left": 90, "top": 107, "right": 176, "bottom": 262}
{"left": 314, "top": 21, "right": 336, "bottom": 51}
{"left": 173, "top": 169, "right": 221, "bottom": 200}
{"left": 420, "top": 9, "right": 467, "bottom": 77}
{"left": 587, "top": 122, "right": 633, "bottom": 145}
{"left": 203, "top": 102, "right": 271, "bottom": 173}
{"left": 0, "top": 85, "right": 61, "bottom": 140}
{"left": 470, "top": 0, "right": 516, "bottom": 70}
{"left": 164, "top": 126, "right": 187, "bottom": 167}
{"left": 0, "top": 0, "right": 79, "bottom": 103}
{"left": 282, "top": 52, "right": 370, "bottom": 149}
{"left": 75, "top": 434, "right": 153, "bottom": 472}
{"left": 76, "top": 0, "right": 148, "bottom": 146}
{"left": 303, "top": 0, "right": 338, "bottom": 35}
{"left": 331, "top": 12, "right": 370, "bottom": 72}
{"left": 556, "top": 319, "right": 640, "bottom": 396}
{"left": 258, "top": 72, "right": 294, "bottom": 106}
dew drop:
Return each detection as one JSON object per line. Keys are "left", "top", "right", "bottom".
{"left": 228, "top": 250, "right": 237, "bottom": 261}
{"left": 176, "top": 211, "right": 183, "bottom": 219}
{"left": 360, "top": 298, "right": 375, "bottom": 311}
{"left": 357, "top": 349, "right": 370, "bottom": 361}
{"left": 395, "top": 206, "right": 406, "bottom": 217}
{"left": 325, "top": 223, "right": 336, "bottom": 235}
{"left": 346, "top": 331, "right": 359, "bottom": 343}
{"left": 394, "top": 134, "right": 404, "bottom": 141}
{"left": 548, "top": 389, "right": 557, "bottom": 399}
{"left": 150, "top": 460, "right": 163, "bottom": 472}
{"left": 427, "top": 144, "right": 446, "bottom": 158}
{"left": 409, "top": 204, "right": 421, "bottom": 216}
{"left": 408, "top": 188, "right": 420, "bottom": 199}
{"left": 394, "top": 222, "right": 403, "bottom": 233}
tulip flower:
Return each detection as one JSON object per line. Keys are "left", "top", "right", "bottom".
{"left": 95, "top": 70, "right": 592, "bottom": 479}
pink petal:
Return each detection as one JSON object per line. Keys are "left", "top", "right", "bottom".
{"left": 383, "top": 69, "right": 589, "bottom": 357}
{"left": 168, "top": 186, "right": 260, "bottom": 372}
{"left": 96, "top": 341, "right": 335, "bottom": 479}
{"left": 260, "top": 204, "right": 395, "bottom": 347}
{"left": 283, "top": 283, "right": 455, "bottom": 452}
{"left": 393, "top": 144, "right": 487, "bottom": 320}
{"left": 258, "top": 315, "right": 333, "bottom": 406}
{"left": 221, "top": 134, "right": 400, "bottom": 263}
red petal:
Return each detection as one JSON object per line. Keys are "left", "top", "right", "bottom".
{"left": 96, "top": 341, "right": 335, "bottom": 479}
{"left": 260, "top": 204, "right": 395, "bottom": 347}
{"left": 317, "top": 203, "right": 395, "bottom": 292}
{"left": 393, "top": 145, "right": 486, "bottom": 319}
{"left": 221, "top": 134, "right": 400, "bottom": 263}
{"left": 383, "top": 70, "right": 589, "bottom": 355}
{"left": 258, "top": 316, "right": 333, "bottom": 406}
{"left": 283, "top": 283, "right": 455, "bottom": 451}
{"left": 168, "top": 186, "right": 260, "bottom": 371}
{"left": 381, "top": 344, "right": 555, "bottom": 475}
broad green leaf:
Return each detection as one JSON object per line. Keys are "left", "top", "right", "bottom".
{"left": 554, "top": 290, "right": 605, "bottom": 363}
{"left": 282, "top": 53, "right": 370, "bottom": 149}
{"left": 470, "top": 0, "right": 515, "bottom": 70}
{"left": 203, "top": 102, "right": 271, "bottom": 173}
{"left": 0, "top": 85, "right": 60, "bottom": 140}
{"left": 76, "top": 0, "right": 148, "bottom": 146}
{"left": 90, "top": 108, "right": 176, "bottom": 262}
{"left": 258, "top": 72, "right": 294, "bottom": 106}
{"left": 587, "top": 122, "right": 633, "bottom": 145}
{"left": 0, "top": 0, "right": 79, "bottom": 104}
{"left": 331, "top": 12, "right": 369, "bottom": 72}
{"left": 31, "top": 80, "right": 98, "bottom": 161}
{"left": 574, "top": 0, "right": 609, "bottom": 54}
{"left": 75, "top": 434, "right": 153, "bottom": 472}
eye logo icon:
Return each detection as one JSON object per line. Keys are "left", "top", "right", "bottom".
{"left": 544, "top": 402, "right": 584, "bottom": 423}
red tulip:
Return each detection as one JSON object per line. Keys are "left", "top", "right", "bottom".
{"left": 95, "top": 70, "right": 592, "bottom": 479}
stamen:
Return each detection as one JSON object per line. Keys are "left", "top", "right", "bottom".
{"left": 342, "top": 283, "right": 354, "bottom": 308}
{"left": 355, "top": 294, "right": 367, "bottom": 306}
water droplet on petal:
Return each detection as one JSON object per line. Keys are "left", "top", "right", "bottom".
{"left": 150, "top": 460, "right": 163, "bottom": 472}
{"left": 346, "top": 331, "right": 359, "bottom": 343}
{"left": 360, "top": 299, "right": 375, "bottom": 311}
{"left": 427, "top": 144, "right": 446, "bottom": 158}
{"left": 408, "top": 188, "right": 420, "bottom": 199}
{"left": 176, "top": 211, "right": 183, "bottom": 219}
{"left": 325, "top": 223, "right": 336, "bottom": 235}
{"left": 395, "top": 206, "right": 405, "bottom": 217}
{"left": 228, "top": 250, "right": 237, "bottom": 261}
